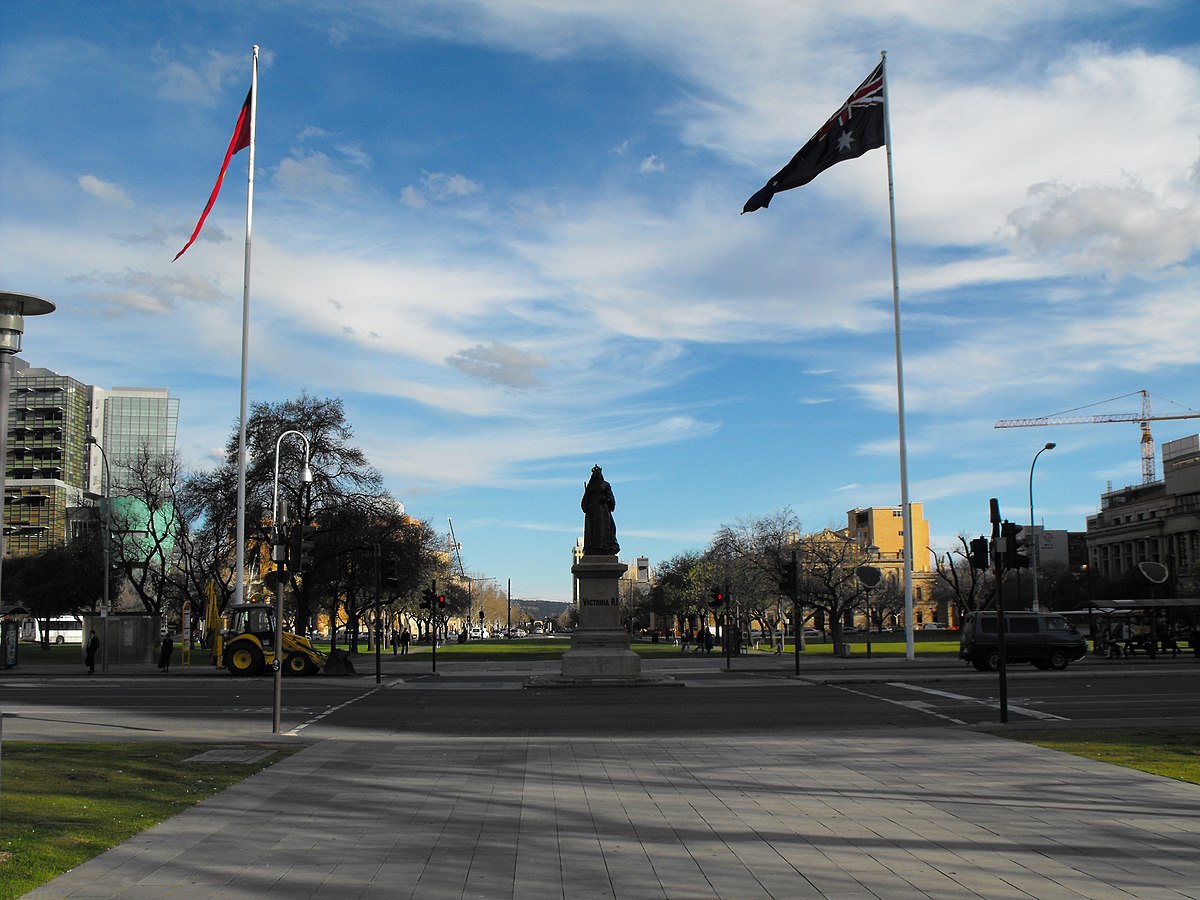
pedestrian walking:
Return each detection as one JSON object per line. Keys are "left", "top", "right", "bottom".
{"left": 157, "top": 632, "right": 173, "bottom": 672}
{"left": 391, "top": 630, "right": 399, "bottom": 655}
{"left": 703, "top": 626, "right": 714, "bottom": 654}
{"left": 85, "top": 629, "right": 100, "bottom": 674}
{"left": 681, "top": 627, "right": 692, "bottom": 653}
{"left": 401, "top": 629, "right": 411, "bottom": 655}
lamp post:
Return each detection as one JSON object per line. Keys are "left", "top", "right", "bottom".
{"left": 271, "top": 430, "right": 312, "bottom": 735}
{"left": 855, "top": 554, "right": 881, "bottom": 659}
{"left": 86, "top": 436, "right": 112, "bottom": 672}
{"left": 0, "top": 292, "right": 56, "bottom": 604}
{"left": 1029, "top": 442, "right": 1056, "bottom": 612}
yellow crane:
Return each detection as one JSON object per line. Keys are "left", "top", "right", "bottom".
{"left": 995, "top": 390, "right": 1200, "bottom": 484}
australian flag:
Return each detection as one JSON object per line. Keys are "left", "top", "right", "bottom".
{"left": 743, "top": 61, "right": 885, "bottom": 213}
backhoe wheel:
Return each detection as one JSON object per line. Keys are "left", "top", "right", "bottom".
{"left": 285, "top": 653, "right": 317, "bottom": 676}
{"left": 226, "top": 644, "right": 264, "bottom": 676}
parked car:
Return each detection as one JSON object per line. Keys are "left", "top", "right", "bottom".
{"left": 959, "top": 611, "right": 1087, "bottom": 672}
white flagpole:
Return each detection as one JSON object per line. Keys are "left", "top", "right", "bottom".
{"left": 234, "top": 45, "right": 259, "bottom": 604}
{"left": 880, "top": 51, "right": 915, "bottom": 660}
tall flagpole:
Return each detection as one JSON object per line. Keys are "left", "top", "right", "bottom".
{"left": 880, "top": 51, "right": 915, "bottom": 660}
{"left": 234, "top": 45, "right": 259, "bottom": 604}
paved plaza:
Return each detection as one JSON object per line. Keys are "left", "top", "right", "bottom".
{"left": 23, "top": 676, "right": 1200, "bottom": 899}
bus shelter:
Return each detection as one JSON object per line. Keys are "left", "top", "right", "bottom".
{"left": 1068, "top": 597, "right": 1200, "bottom": 657}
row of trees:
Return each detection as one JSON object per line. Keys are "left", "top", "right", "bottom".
{"left": 635, "top": 510, "right": 899, "bottom": 653}
{"left": 623, "top": 509, "right": 1173, "bottom": 654}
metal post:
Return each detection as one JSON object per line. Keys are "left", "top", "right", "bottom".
{"left": 374, "top": 543, "right": 381, "bottom": 685}
{"left": 270, "top": 431, "right": 312, "bottom": 735}
{"left": 990, "top": 498, "right": 1008, "bottom": 724}
{"left": 1029, "top": 442, "right": 1056, "bottom": 612}
{"left": 87, "top": 437, "right": 112, "bottom": 673}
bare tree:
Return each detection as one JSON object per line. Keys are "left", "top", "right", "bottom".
{"left": 931, "top": 536, "right": 993, "bottom": 619}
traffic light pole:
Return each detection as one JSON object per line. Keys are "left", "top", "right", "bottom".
{"left": 373, "top": 543, "right": 381, "bottom": 686}
{"left": 990, "top": 498, "right": 1009, "bottom": 724}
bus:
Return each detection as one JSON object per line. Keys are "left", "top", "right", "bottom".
{"left": 19, "top": 615, "right": 85, "bottom": 645}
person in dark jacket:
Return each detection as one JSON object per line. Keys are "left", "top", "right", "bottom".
{"left": 158, "top": 633, "right": 173, "bottom": 672}
{"left": 85, "top": 629, "right": 100, "bottom": 674}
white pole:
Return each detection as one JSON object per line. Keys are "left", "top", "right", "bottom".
{"left": 880, "top": 51, "right": 915, "bottom": 660}
{"left": 234, "top": 45, "right": 258, "bottom": 604}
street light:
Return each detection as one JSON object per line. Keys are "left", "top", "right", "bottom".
{"left": 271, "top": 430, "right": 312, "bottom": 735}
{"left": 1029, "top": 442, "right": 1056, "bottom": 613}
{"left": 86, "top": 436, "right": 112, "bottom": 673}
{"left": 855, "top": 549, "right": 881, "bottom": 659}
{"left": 0, "top": 291, "right": 56, "bottom": 604}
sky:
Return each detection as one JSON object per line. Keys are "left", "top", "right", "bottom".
{"left": 2, "top": 0, "right": 1199, "bottom": 603}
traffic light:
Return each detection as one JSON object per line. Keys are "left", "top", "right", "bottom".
{"left": 419, "top": 587, "right": 436, "bottom": 610}
{"left": 709, "top": 588, "right": 725, "bottom": 609}
{"left": 778, "top": 555, "right": 798, "bottom": 597}
{"left": 1001, "top": 521, "right": 1029, "bottom": 569}
{"left": 290, "top": 522, "right": 317, "bottom": 572}
{"left": 381, "top": 555, "right": 400, "bottom": 587}
{"left": 968, "top": 536, "right": 990, "bottom": 571}
{"left": 436, "top": 594, "right": 446, "bottom": 613}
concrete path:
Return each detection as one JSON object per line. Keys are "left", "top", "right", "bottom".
{"left": 27, "top": 724, "right": 1200, "bottom": 898}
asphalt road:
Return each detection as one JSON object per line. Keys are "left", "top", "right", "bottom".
{"left": 2, "top": 656, "right": 1197, "bottom": 742}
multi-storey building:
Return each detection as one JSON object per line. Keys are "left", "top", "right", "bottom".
{"left": 1085, "top": 434, "right": 1200, "bottom": 590}
{"left": 845, "top": 504, "right": 944, "bottom": 625}
{"left": 4, "top": 360, "right": 95, "bottom": 555}
{"left": 3, "top": 358, "right": 179, "bottom": 559}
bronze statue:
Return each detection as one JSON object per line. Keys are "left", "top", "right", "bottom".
{"left": 581, "top": 465, "right": 619, "bottom": 555}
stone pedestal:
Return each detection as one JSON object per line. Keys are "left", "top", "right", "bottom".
{"left": 560, "top": 555, "right": 642, "bottom": 681}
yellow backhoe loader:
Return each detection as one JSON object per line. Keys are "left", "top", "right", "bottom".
{"left": 216, "top": 600, "right": 325, "bottom": 676}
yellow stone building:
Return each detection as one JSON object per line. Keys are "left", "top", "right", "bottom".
{"left": 845, "top": 504, "right": 946, "bottom": 627}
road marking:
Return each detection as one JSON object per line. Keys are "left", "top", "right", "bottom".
{"left": 832, "top": 684, "right": 967, "bottom": 725}
{"left": 887, "top": 682, "right": 1070, "bottom": 721}
{"left": 288, "top": 685, "right": 384, "bottom": 735}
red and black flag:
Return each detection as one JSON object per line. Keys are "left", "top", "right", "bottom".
{"left": 743, "top": 62, "right": 885, "bottom": 213}
{"left": 174, "top": 87, "right": 252, "bottom": 260}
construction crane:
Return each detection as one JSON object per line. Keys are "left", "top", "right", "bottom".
{"left": 995, "top": 390, "right": 1200, "bottom": 484}
{"left": 447, "top": 517, "right": 466, "bottom": 578}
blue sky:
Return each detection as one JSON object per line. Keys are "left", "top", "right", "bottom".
{"left": 2, "top": 1, "right": 1198, "bottom": 603}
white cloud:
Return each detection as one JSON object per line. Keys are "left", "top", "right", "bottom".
{"left": 1003, "top": 178, "right": 1200, "bottom": 277}
{"left": 402, "top": 171, "right": 484, "bottom": 207}
{"left": 639, "top": 155, "right": 665, "bottom": 173}
{"left": 274, "top": 151, "right": 355, "bottom": 195}
{"left": 78, "top": 174, "right": 132, "bottom": 207}
{"left": 150, "top": 44, "right": 243, "bottom": 107}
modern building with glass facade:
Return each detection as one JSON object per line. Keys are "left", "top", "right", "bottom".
{"left": 3, "top": 359, "right": 179, "bottom": 559}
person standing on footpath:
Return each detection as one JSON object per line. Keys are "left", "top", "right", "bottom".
{"left": 85, "top": 629, "right": 100, "bottom": 674}
{"left": 157, "top": 632, "right": 173, "bottom": 672}
{"left": 400, "top": 628, "right": 411, "bottom": 655}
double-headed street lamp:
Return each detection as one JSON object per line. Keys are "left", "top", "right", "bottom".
{"left": 271, "top": 430, "right": 312, "bottom": 735}
{"left": 1029, "top": 442, "right": 1056, "bottom": 613}
{"left": 86, "top": 436, "right": 112, "bottom": 672}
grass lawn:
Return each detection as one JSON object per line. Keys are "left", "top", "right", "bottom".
{"left": 1005, "top": 727, "right": 1200, "bottom": 785}
{"left": 0, "top": 741, "right": 304, "bottom": 899}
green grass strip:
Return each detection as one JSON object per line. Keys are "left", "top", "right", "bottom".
{"left": 1007, "top": 727, "right": 1200, "bottom": 785}
{"left": 0, "top": 741, "right": 304, "bottom": 898}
